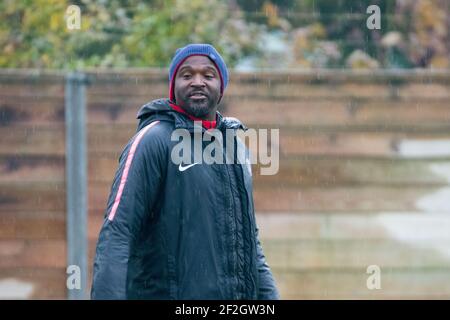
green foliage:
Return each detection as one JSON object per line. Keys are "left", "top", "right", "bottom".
{"left": 1, "top": 0, "right": 448, "bottom": 69}
{"left": 0, "top": 0, "right": 69, "bottom": 67}
{"left": 0, "top": 0, "right": 262, "bottom": 69}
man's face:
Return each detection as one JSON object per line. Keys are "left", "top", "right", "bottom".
{"left": 173, "top": 55, "right": 222, "bottom": 120}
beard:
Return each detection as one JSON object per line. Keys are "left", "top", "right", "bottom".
{"left": 178, "top": 94, "right": 218, "bottom": 119}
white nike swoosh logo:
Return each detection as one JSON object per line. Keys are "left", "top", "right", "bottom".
{"left": 178, "top": 163, "right": 199, "bottom": 172}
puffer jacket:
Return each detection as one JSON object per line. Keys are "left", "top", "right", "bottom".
{"left": 91, "top": 98, "right": 279, "bottom": 300}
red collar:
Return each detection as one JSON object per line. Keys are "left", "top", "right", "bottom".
{"left": 169, "top": 102, "right": 217, "bottom": 129}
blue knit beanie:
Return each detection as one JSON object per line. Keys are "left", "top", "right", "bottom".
{"left": 168, "top": 44, "right": 229, "bottom": 102}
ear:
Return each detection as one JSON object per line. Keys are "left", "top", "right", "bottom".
{"left": 169, "top": 77, "right": 176, "bottom": 102}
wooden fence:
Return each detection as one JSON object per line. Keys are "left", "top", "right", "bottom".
{"left": 1, "top": 69, "right": 450, "bottom": 299}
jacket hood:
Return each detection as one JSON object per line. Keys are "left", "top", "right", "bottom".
{"left": 136, "top": 98, "right": 247, "bottom": 132}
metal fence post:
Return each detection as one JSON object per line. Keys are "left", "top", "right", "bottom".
{"left": 65, "top": 72, "right": 88, "bottom": 300}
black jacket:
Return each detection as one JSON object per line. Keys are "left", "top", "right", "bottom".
{"left": 91, "top": 98, "right": 279, "bottom": 299}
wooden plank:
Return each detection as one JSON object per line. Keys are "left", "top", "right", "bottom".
{"left": 87, "top": 157, "right": 118, "bottom": 184}
{"left": 87, "top": 182, "right": 437, "bottom": 213}
{"left": 86, "top": 215, "right": 450, "bottom": 300}
{"left": 350, "top": 100, "right": 450, "bottom": 126}
{"left": 83, "top": 69, "right": 450, "bottom": 84}
{"left": 0, "top": 155, "right": 64, "bottom": 184}
{"left": 0, "top": 101, "right": 65, "bottom": 126}
{"left": 272, "top": 268, "right": 450, "bottom": 299}
{"left": 73, "top": 98, "right": 450, "bottom": 129}
{"left": 0, "top": 239, "right": 66, "bottom": 268}
{"left": 251, "top": 83, "right": 396, "bottom": 99}
{"left": 0, "top": 211, "right": 65, "bottom": 240}
{"left": 85, "top": 81, "right": 450, "bottom": 100}
{"left": 2, "top": 85, "right": 449, "bottom": 130}
{"left": 87, "top": 211, "right": 450, "bottom": 242}
{"left": 0, "top": 182, "right": 65, "bottom": 212}
{"left": 87, "top": 101, "right": 146, "bottom": 124}
{"left": 0, "top": 69, "right": 65, "bottom": 82}
{"left": 0, "top": 125, "right": 65, "bottom": 156}
{"left": 87, "top": 83, "right": 168, "bottom": 97}
{"left": 86, "top": 155, "right": 450, "bottom": 187}
{"left": 88, "top": 212, "right": 105, "bottom": 241}
{"left": 0, "top": 83, "right": 64, "bottom": 99}
{"left": 278, "top": 132, "right": 376, "bottom": 158}
{"left": 399, "top": 83, "right": 450, "bottom": 99}
{"left": 227, "top": 69, "right": 450, "bottom": 84}
{"left": 84, "top": 80, "right": 450, "bottom": 103}
{"left": 4, "top": 124, "right": 450, "bottom": 158}
{"left": 255, "top": 212, "right": 450, "bottom": 241}
{"left": 86, "top": 215, "right": 450, "bottom": 270}
{"left": 252, "top": 158, "right": 450, "bottom": 187}
{"left": 86, "top": 94, "right": 163, "bottom": 106}
{"left": 2, "top": 123, "right": 450, "bottom": 157}
{"left": 278, "top": 131, "right": 450, "bottom": 158}
{"left": 1, "top": 69, "right": 449, "bottom": 90}
{"left": 223, "top": 99, "right": 450, "bottom": 128}
{"left": 86, "top": 126, "right": 450, "bottom": 158}
{"left": 0, "top": 239, "right": 97, "bottom": 270}
{"left": 2, "top": 160, "right": 448, "bottom": 213}
{"left": 85, "top": 71, "right": 167, "bottom": 85}
{"left": 227, "top": 82, "right": 450, "bottom": 100}
{"left": 262, "top": 239, "right": 450, "bottom": 269}
{"left": 0, "top": 180, "right": 440, "bottom": 218}
{"left": 87, "top": 125, "right": 136, "bottom": 156}
{"left": 0, "top": 267, "right": 66, "bottom": 299}
{"left": 252, "top": 186, "right": 436, "bottom": 213}
{"left": 89, "top": 215, "right": 450, "bottom": 271}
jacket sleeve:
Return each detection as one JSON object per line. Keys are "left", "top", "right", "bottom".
{"left": 91, "top": 121, "right": 165, "bottom": 299}
{"left": 255, "top": 226, "right": 280, "bottom": 300}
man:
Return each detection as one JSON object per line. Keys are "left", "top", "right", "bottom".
{"left": 91, "top": 44, "right": 279, "bottom": 300}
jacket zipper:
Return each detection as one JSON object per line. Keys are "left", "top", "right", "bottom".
{"left": 224, "top": 163, "right": 240, "bottom": 299}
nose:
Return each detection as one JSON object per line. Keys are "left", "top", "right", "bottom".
{"left": 191, "top": 74, "right": 206, "bottom": 87}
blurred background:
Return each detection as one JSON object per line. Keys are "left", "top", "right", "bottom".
{"left": 1, "top": 0, "right": 450, "bottom": 299}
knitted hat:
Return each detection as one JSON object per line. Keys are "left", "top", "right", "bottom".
{"left": 168, "top": 44, "right": 229, "bottom": 102}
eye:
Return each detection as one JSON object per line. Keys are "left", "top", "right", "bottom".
{"left": 205, "top": 74, "right": 214, "bottom": 79}
{"left": 182, "top": 74, "right": 192, "bottom": 79}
